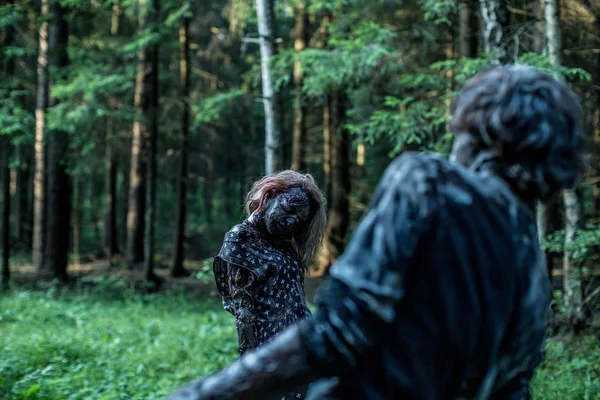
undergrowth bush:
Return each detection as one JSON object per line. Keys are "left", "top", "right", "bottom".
{"left": 0, "top": 282, "right": 598, "bottom": 399}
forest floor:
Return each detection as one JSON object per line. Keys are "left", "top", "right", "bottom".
{"left": 1, "top": 260, "right": 599, "bottom": 399}
{"left": 6, "top": 255, "right": 329, "bottom": 303}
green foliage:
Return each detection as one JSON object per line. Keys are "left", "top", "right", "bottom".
{"left": 532, "top": 336, "right": 600, "bottom": 399}
{"left": 348, "top": 52, "right": 593, "bottom": 157}
{"left": 542, "top": 225, "right": 600, "bottom": 265}
{"left": 0, "top": 286, "right": 237, "bottom": 399}
{"left": 418, "top": 0, "right": 457, "bottom": 25}
{"left": 192, "top": 89, "right": 248, "bottom": 125}
{"left": 0, "top": 4, "right": 20, "bottom": 30}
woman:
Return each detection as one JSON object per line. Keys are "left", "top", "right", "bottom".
{"left": 213, "top": 170, "right": 326, "bottom": 400}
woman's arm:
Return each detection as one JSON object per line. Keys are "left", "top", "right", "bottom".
{"left": 227, "top": 265, "right": 258, "bottom": 354}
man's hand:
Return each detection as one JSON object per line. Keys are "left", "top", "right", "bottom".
{"left": 164, "top": 321, "right": 317, "bottom": 400}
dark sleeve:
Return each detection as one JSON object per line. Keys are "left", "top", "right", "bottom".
{"left": 227, "top": 264, "right": 258, "bottom": 355}
{"left": 302, "top": 154, "right": 436, "bottom": 376}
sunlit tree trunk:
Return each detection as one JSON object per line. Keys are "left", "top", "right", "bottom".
{"left": 143, "top": 0, "right": 160, "bottom": 285}
{"left": 44, "top": 0, "right": 71, "bottom": 282}
{"left": 545, "top": 0, "right": 584, "bottom": 327}
{"left": 319, "top": 12, "right": 333, "bottom": 205}
{"left": 314, "top": 92, "right": 350, "bottom": 274}
{"left": 126, "top": 0, "right": 152, "bottom": 267}
{"left": 171, "top": 11, "right": 191, "bottom": 277}
{"left": 33, "top": 0, "right": 50, "bottom": 272}
{"left": 291, "top": 2, "right": 309, "bottom": 172}
{"left": 255, "top": 0, "right": 280, "bottom": 174}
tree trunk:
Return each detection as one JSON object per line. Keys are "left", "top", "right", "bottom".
{"left": 33, "top": 0, "right": 50, "bottom": 272}
{"left": 545, "top": 0, "right": 584, "bottom": 328}
{"left": 1, "top": 141, "right": 10, "bottom": 289}
{"left": 143, "top": 0, "right": 160, "bottom": 285}
{"left": 255, "top": 0, "right": 280, "bottom": 174}
{"left": 290, "top": 2, "right": 309, "bottom": 172}
{"left": 103, "top": 1, "right": 121, "bottom": 264}
{"left": 72, "top": 176, "right": 82, "bottom": 267}
{"left": 103, "top": 125, "right": 118, "bottom": 265}
{"left": 126, "top": 0, "right": 153, "bottom": 268}
{"left": 171, "top": 13, "right": 191, "bottom": 277}
{"left": 203, "top": 139, "right": 214, "bottom": 223}
{"left": 320, "top": 12, "right": 333, "bottom": 205}
{"left": 479, "top": 0, "right": 510, "bottom": 64}
{"left": 459, "top": 0, "right": 478, "bottom": 58}
{"left": 2, "top": 2, "right": 15, "bottom": 288}
{"left": 15, "top": 154, "right": 31, "bottom": 249}
{"left": 532, "top": 0, "right": 545, "bottom": 54}
{"left": 43, "top": 0, "right": 71, "bottom": 282}
{"left": 314, "top": 92, "right": 350, "bottom": 274}
{"left": 121, "top": 164, "right": 129, "bottom": 246}
{"left": 562, "top": 189, "right": 584, "bottom": 326}
{"left": 545, "top": 0, "right": 561, "bottom": 65}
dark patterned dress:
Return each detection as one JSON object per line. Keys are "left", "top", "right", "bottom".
{"left": 213, "top": 220, "right": 311, "bottom": 400}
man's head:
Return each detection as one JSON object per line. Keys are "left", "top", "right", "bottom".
{"left": 245, "top": 170, "right": 327, "bottom": 267}
{"left": 449, "top": 64, "right": 584, "bottom": 201}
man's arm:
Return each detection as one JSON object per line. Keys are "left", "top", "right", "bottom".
{"left": 166, "top": 154, "right": 437, "bottom": 400}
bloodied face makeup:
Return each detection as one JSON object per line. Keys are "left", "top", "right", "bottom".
{"left": 263, "top": 187, "right": 311, "bottom": 236}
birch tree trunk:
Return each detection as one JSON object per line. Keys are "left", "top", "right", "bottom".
{"left": 255, "top": 0, "right": 280, "bottom": 174}
{"left": 545, "top": 0, "right": 584, "bottom": 328}
{"left": 33, "top": 0, "right": 50, "bottom": 272}
{"left": 290, "top": 2, "right": 309, "bottom": 172}
{"left": 479, "top": 0, "right": 510, "bottom": 64}
{"left": 171, "top": 11, "right": 191, "bottom": 277}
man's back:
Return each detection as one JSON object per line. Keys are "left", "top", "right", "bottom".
{"left": 317, "top": 153, "right": 550, "bottom": 399}
{"left": 165, "top": 66, "right": 580, "bottom": 400}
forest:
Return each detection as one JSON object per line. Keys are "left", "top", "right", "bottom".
{"left": 0, "top": 0, "right": 600, "bottom": 398}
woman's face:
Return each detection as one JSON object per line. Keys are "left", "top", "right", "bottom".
{"left": 263, "top": 187, "right": 311, "bottom": 237}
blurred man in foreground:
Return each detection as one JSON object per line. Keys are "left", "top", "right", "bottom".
{"left": 166, "top": 65, "right": 583, "bottom": 399}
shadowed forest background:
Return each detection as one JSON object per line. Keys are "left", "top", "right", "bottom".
{"left": 1, "top": 0, "right": 600, "bottom": 398}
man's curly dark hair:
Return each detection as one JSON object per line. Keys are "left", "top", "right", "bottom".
{"left": 450, "top": 64, "right": 584, "bottom": 201}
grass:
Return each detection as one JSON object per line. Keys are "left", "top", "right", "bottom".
{"left": 0, "top": 282, "right": 238, "bottom": 399}
{"left": 0, "top": 281, "right": 598, "bottom": 399}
